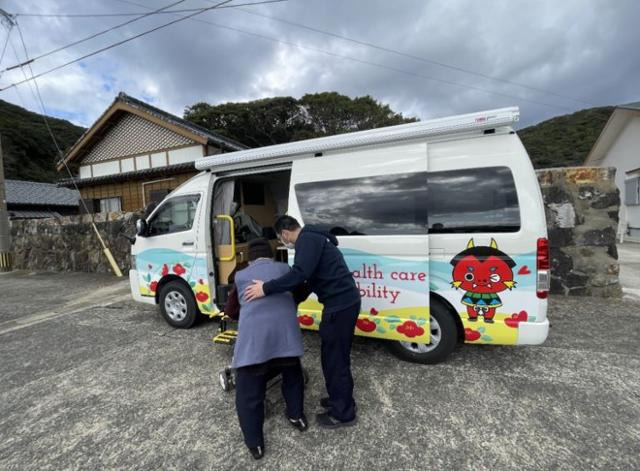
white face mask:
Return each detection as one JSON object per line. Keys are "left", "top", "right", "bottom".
{"left": 280, "top": 234, "right": 295, "bottom": 250}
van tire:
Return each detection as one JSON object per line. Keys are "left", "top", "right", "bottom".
{"left": 386, "top": 297, "right": 458, "bottom": 364}
{"left": 159, "top": 281, "right": 198, "bottom": 328}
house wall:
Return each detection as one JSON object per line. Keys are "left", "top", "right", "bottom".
{"left": 600, "top": 116, "right": 640, "bottom": 239}
{"left": 79, "top": 172, "right": 197, "bottom": 212}
{"left": 78, "top": 144, "right": 204, "bottom": 179}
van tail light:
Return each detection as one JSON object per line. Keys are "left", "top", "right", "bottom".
{"left": 536, "top": 237, "right": 550, "bottom": 299}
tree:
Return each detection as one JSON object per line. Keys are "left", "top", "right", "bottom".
{"left": 184, "top": 92, "right": 417, "bottom": 148}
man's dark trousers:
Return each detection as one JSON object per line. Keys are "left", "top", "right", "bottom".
{"left": 319, "top": 300, "right": 361, "bottom": 422}
{"left": 235, "top": 359, "right": 304, "bottom": 448}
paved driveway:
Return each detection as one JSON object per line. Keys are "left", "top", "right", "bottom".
{"left": 0, "top": 271, "right": 639, "bottom": 470}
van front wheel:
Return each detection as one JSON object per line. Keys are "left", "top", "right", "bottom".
{"left": 387, "top": 298, "right": 458, "bottom": 364}
{"left": 159, "top": 281, "right": 198, "bottom": 328}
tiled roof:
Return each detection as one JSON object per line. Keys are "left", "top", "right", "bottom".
{"left": 6, "top": 179, "right": 80, "bottom": 206}
{"left": 8, "top": 209, "right": 63, "bottom": 219}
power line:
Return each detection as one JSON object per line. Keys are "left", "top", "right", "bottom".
{"left": 0, "top": 0, "right": 245, "bottom": 92}
{"left": 0, "top": 23, "right": 12, "bottom": 68}
{"left": 115, "top": 0, "right": 575, "bottom": 111}
{"left": 3, "top": 0, "right": 572, "bottom": 111}
{"left": 233, "top": 7, "right": 594, "bottom": 107}
{"left": 12, "top": 1, "right": 285, "bottom": 19}
{"left": 14, "top": 19, "right": 124, "bottom": 276}
{"left": 2, "top": 0, "right": 187, "bottom": 74}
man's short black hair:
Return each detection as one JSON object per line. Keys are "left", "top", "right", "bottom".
{"left": 274, "top": 215, "right": 301, "bottom": 234}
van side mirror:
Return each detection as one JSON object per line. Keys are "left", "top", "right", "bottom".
{"left": 136, "top": 218, "right": 148, "bottom": 237}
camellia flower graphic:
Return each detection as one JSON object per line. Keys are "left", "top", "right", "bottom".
{"left": 149, "top": 281, "right": 158, "bottom": 293}
{"left": 396, "top": 320, "right": 425, "bottom": 338}
{"left": 172, "top": 264, "right": 186, "bottom": 276}
{"left": 195, "top": 291, "right": 209, "bottom": 302}
{"left": 161, "top": 264, "right": 169, "bottom": 277}
{"left": 356, "top": 318, "right": 376, "bottom": 332}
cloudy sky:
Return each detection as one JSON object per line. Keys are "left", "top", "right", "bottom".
{"left": 1, "top": 0, "right": 638, "bottom": 130}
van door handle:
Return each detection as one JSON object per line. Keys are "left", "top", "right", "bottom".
{"left": 182, "top": 241, "right": 194, "bottom": 246}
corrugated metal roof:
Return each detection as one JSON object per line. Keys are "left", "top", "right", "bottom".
{"left": 5, "top": 179, "right": 80, "bottom": 206}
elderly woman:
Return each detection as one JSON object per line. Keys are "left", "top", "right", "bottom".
{"left": 224, "top": 238, "right": 309, "bottom": 460}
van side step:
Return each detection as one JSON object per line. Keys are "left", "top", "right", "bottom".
{"left": 213, "top": 329, "right": 238, "bottom": 345}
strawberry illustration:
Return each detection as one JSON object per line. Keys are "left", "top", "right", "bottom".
{"left": 149, "top": 281, "right": 158, "bottom": 293}
{"left": 172, "top": 263, "right": 186, "bottom": 276}
{"left": 161, "top": 264, "right": 169, "bottom": 277}
{"left": 397, "top": 320, "right": 425, "bottom": 338}
{"left": 356, "top": 318, "right": 377, "bottom": 332}
{"left": 464, "top": 327, "right": 481, "bottom": 341}
{"left": 298, "top": 315, "right": 314, "bottom": 326}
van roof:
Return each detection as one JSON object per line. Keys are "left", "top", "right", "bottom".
{"left": 195, "top": 106, "right": 519, "bottom": 172}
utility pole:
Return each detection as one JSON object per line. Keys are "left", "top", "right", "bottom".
{"left": 0, "top": 135, "right": 12, "bottom": 271}
{"left": 0, "top": 11, "right": 16, "bottom": 271}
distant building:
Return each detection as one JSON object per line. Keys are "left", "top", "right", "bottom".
{"left": 585, "top": 101, "right": 640, "bottom": 242}
{"left": 57, "top": 92, "right": 247, "bottom": 213}
{"left": 6, "top": 179, "right": 79, "bottom": 219}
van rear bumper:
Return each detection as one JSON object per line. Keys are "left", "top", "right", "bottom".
{"left": 517, "top": 319, "right": 550, "bottom": 345}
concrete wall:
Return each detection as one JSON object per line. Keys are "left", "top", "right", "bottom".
{"left": 537, "top": 166, "right": 621, "bottom": 297}
{"left": 9, "top": 166, "right": 623, "bottom": 297}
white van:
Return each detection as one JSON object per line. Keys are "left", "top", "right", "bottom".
{"left": 129, "top": 106, "right": 549, "bottom": 364}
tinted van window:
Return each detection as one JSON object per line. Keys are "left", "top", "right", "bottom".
{"left": 295, "top": 173, "right": 428, "bottom": 236}
{"left": 428, "top": 166, "right": 520, "bottom": 233}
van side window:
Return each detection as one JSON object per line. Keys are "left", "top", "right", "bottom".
{"left": 295, "top": 173, "right": 428, "bottom": 236}
{"left": 428, "top": 166, "right": 520, "bottom": 233}
{"left": 148, "top": 194, "right": 201, "bottom": 236}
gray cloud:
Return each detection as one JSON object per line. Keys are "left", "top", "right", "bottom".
{"left": 1, "top": 0, "right": 638, "bottom": 130}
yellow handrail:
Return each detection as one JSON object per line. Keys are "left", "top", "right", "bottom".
{"left": 215, "top": 214, "right": 236, "bottom": 262}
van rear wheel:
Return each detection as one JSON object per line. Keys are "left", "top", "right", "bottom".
{"left": 159, "top": 281, "right": 198, "bottom": 328}
{"left": 387, "top": 298, "right": 458, "bottom": 364}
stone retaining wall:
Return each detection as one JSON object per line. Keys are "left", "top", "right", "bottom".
{"left": 9, "top": 166, "right": 622, "bottom": 296}
{"left": 537, "top": 167, "right": 621, "bottom": 297}
{"left": 10, "top": 212, "right": 139, "bottom": 274}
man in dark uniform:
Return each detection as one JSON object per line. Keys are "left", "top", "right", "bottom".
{"left": 244, "top": 215, "right": 361, "bottom": 428}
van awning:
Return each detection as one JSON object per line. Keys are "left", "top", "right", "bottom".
{"left": 195, "top": 107, "right": 519, "bottom": 172}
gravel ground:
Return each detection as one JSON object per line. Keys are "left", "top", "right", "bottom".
{"left": 0, "top": 270, "right": 639, "bottom": 470}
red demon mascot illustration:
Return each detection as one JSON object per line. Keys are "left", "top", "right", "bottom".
{"left": 450, "top": 238, "right": 516, "bottom": 323}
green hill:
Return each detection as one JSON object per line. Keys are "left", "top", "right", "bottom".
{"left": 519, "top": 106, "right": 614, "bottom": 168}
{"left": 0, "top": 99, "right": 85, "bottom": 183}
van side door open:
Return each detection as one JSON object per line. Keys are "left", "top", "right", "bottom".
{"left": 289, "top": 142, "right": 430, "bottom": 343}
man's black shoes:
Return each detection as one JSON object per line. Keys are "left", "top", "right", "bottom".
{"left": 315, "top": 412, "right": 357, "bottom": 429}
{"left": 320, "top": 397, "right": 358, "bottom": 414}
{"left": 287, "top": 413, "right": 308, "bottom": 432}
{"left": 248, "top": 445, "right": 264, "bottom": 460}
